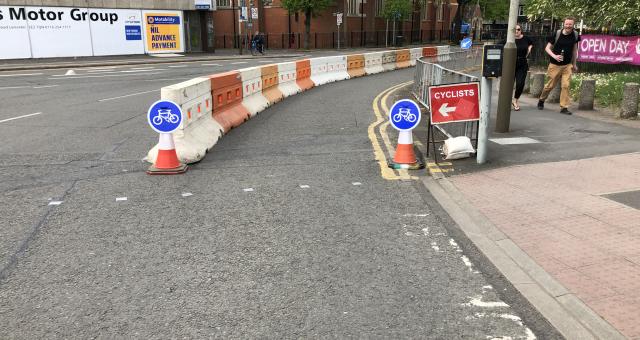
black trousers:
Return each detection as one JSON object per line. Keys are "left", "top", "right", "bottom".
{"left": 514, "top": 60, "right": 529, "bottom": 99}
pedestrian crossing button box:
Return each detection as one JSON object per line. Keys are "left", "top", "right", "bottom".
{"left": 482, "top": 45, "right": 503, "bottom": 78}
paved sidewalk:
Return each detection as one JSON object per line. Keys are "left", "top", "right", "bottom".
{"left": 450, "top": 154, "right": 640, "bottom": 339}
{"left": 426, "top": 92, "right": 640, "bottom": 338}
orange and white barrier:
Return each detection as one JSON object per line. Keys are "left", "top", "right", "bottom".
{"left": 347, "top": 54, "right": 366, "bottom": 78}
{"left": 211, "top": 70, "right": 250, "bottom": 132}
{"left": 261, "top": 64, "right": 285, "bottom": 105}
{"left": 296, "top": 59, "right": 315, "bottom": 91}
{"left": 382, "top": 51, "right": 397, "bottom": 71}
{"left": 239, "top": 66, "right": 269, "bottom": 116}
{"left": 364, "top": 52, "right": 384, "bottom": 74}
{"left": 410, "top": 48, "right": 423, "bottom": 66}
{"left": 437, "top": 45, "right": 451, "bottom": 62}
{"left": 395, "top": 49, "right": 411, "bottom": 69}
{"left": 310, "top": 57, "right": 330, "bottom": 86}
{"left": 145, "top": 45, "right": 459, "bottom": 165}
{"left": 277, "top": 61, "right": 302, "bottom": 98}
{"left": 325, "top": 55, "right": 350, "bottom": 82}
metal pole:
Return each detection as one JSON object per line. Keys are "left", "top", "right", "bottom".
{"left": 238, "top": 0, "right": 243, "bottom": 55}
{"left": 477, "top": 76, "right": 492, "bottom": 164}
{"left": 495, "top": 0, "right": 519, "bottom": 132}
{"left": 385, "top": 20, "right": 389, "bottom": 47}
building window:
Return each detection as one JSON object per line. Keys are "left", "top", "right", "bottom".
{"left": 347, "top": 0, "right": 366, "bottom": 17}
{"left": 421, "top": 1, "right": 430, "bottom": 21}
{"left": 375, "top": 0, "right": 384, "bottom": 17}
{"left": 216, "top": 0, "right": 231, "bottom": 8}
{"left": 518, "top": 5, "right": 524, "bottom": 16}
{"left": 436, "top": 3, "right": 443, "bottom": 21}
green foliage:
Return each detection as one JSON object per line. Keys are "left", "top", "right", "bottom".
{"left": 525, "top": 0, "right": 640, "bottom": 31}
{"left": 570, "top": 71, "right": 640, "bottom": 108}
{"left": 478, "top": 0, "right": 510, "bottom": 21}
{"left": 281, "top": 0, "right": 334, "bottom": 17}
{"left": 381, "top": 0, "right": 413, "bottom": 21}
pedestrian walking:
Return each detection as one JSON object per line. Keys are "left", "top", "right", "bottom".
{"left": 512, "top": 24, "right": 533, "bottom": 111}
{"left": 537, "top": 17, "right": 581, "bottom": 115}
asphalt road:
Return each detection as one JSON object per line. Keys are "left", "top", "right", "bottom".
{"left": 0, "top": 60, "right": 560, "bottom": 338}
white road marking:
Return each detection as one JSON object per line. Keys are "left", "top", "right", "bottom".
{"left": 48, "top": 201, "right": 63, "bottom": 206}
{"left": 201, "top": 63, "right": 222, "bottom": 66}
{"left": 181, "top": 192, "right": 193, "bottom": 197}
{"left": 0, "top": 86, "right": 30, "bottom": 90}
{"left": 490, "top": 137, "right": 541, "bottom": 145}
{"left": 98, "top": 89, "right": 159, "bottom": 102}
{"left": 258, "top": 60, "right": 271, "bottom": 63}
{"left": 352, "top": 182, "right": 362, "bottom": 186}
{"left": 33, "top": 85, "right": 59, "bottom": 89}
{"left": 299, "top": 185, "right": 310, "bottom": 189}
{"left": 431, "top": 242, "right": 441, "bottom": 252}
{"left": 449, "top": 239, "right": 463, "bottom": 252}
{"left": 402, "top": 213, "right": 430, "bottom": 217}
{"left": 48, "top": 72, "right": 162, "bottom": 80}
{"left": 422, "top": 227, "right": 429, "bottom": 236}
{"left": 231, "top": 61, "right": 248, "bottom": 65}
{"left": 0, "top": 112, "right": 43, "bottom": 124}
{"left": 84, "top": 66, "right": 117, "bottom": 70}
{"left": 143, "top": 77, "right": 193, "bottom": 82}
{"left": 116, "top": 197, "right": 128, "bottom": 202}
{"left": 461, "top": 255, "right": 475, "bottom": 270}
{"left": 243, "top": 188, "right": 254, "bottom": 192}
{"left": 119, "top": 69, "right": 162, "bottom": 73}
{"left": 86, "top": 69, "right": 121, "bottom": 73}
{"left": 168, "top": 65, "right": 189, "bottom": 68}
{"left": 464, "top": 297, "right": 509, "bottom": 308}
{"left": 0, "top": 73, "right": 44, "bottom": 77}
{"left": 130, "top": 67, "right": 155, "bottom": 70}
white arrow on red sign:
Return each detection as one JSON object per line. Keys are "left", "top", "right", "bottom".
{"left": 428, "top": 82, "right": 480, "bottom": 125}
{"left": 438, "top": 103, "right": 456, "bottom": 117}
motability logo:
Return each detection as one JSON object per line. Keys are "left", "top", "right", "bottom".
{"left": 147, "top": 15, "right": 180, "bottom": 25}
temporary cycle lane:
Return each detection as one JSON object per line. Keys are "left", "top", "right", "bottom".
{"left": 1, "top": 67, "right": 558, "bottom": 338}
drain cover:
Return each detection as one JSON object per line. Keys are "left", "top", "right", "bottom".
{"left": 602, "top": 190, "right": 640, "bottom": 210}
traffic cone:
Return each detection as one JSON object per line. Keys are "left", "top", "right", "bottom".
{"left": 147, "top": 133, "right": 188, "bottom": 175}
{"left": 388, "top": 130, "right": 424, "bottom": 170}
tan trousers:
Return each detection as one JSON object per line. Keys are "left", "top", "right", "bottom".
{"left": 539, "top": 63, "right": 573, "bottom": 109}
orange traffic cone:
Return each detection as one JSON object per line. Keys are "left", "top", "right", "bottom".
{"left": 147, "top": 133, "right": 188, "bottom": 175}
{"left": 388, "top": 130, "right": 424, "bottom": 170}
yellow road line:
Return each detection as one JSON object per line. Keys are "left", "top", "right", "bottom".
{"left": 368, "top": 83, "right": 406, "bottom": 180}
{"left": 368, "top": 80, "right": 419, "bottom": 180}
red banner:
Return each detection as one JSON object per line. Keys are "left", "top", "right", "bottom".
{"left": 578, "top": 34, "right": 640, "bottom": 65}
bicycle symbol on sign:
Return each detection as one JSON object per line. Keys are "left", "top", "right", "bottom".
{"left": 392, "top": 107, "right": 417, "bottom": 123}
{"left": 152, "top": 108, "right": 180, "bottom": 125}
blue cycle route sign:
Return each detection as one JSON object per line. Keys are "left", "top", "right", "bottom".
{"left": 389, "top": 99, "right": 421, "bottom": 131}
{"left": 460, "top": 37, "right": 472, "bottom": 49}
{"left": 147, "top": 100, "right": 183, "bottom": 133}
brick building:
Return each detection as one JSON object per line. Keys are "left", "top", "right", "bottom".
{"left": 212, "top": 0, "right": 459, "bottom": 49}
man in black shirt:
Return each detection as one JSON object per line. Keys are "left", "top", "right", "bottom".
{"left": 537, "top": 17, "right": 581, "bottom": 115}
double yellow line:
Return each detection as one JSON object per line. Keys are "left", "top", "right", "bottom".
{"left": 368, "top": 80, "right": 419, "bottom": 181}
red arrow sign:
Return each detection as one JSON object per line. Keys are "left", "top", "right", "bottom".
{"left": 428, "top": 82, "right": 480, "bottom": 124}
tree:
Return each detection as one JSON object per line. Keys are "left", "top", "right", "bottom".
{"left": 381, "top": 0, "right": 413, "bottom": 45}
{"left": 282, "top": 0, "right": 334, "bottom": 49}
{"left": 478, "top": 0, "right": 509, "bottom": 21}
{"left": 525, "top": 0, "right": 640, "bottom": 31}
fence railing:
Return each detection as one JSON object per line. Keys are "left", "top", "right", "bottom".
{"left": 413, "top": 47, "right": 482, "bottom": 150}
{"left": 212, "top": 29, "right": 454, "bottom": 50}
